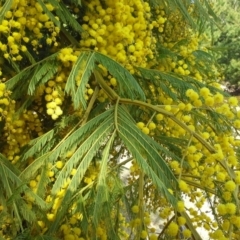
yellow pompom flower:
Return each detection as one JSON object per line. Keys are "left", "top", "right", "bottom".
{"left": 224, "top": 180, "right": 236, "bottom": 192}
{"left": 228, "top": 97, "right": 238, "bottom": 106}
{"left": 148, "top": 122, "right": 156, "bottom": 130}
{"left": 128, "top": 45, "right": 136, "bottom": 53}
{"left": 55, "top": 161, "right": 64, "bottom": 169}
{"left": 29, "top": 180, "right": 37, "bottom": 188}
{"left": 178, "top": 102, "right": 185, "bottom": 110}
{"left": 176, "top": 201, "right": 185, "bottom": 212}
{"left": 64, "top": 234, "right": 75, "bottom": 240}
{"left": 177, "top": 216, "right": 186, "bottom": 225}
{"left": 231, "top": 216, "right": 240, "bottom": 228}
{"left": 149, "top": 235, "right": 158, "bottom": 240}
{"left": 156, "top": 113, "right": 163, "bottom": 121}
{"left": 200, "top": 87, "right": 210, "bottom": 97}
{"left": 131, "top": 205, "right": 139, "bottom": 213}
{"left": 73, "top": 227, "right": 81, "bottom": 236}
{"left": 140, "top": 230, "right": 148, "bottom": 239}
{"left": 187, "top": 145, "right": 197, "bottom": 154}
{"left": 182, "top": 115, "right": 191, "bottom": 122}
{"left": 110, "top": 77, "right": 117, "bottom": 86}
{"left": 51, "top": 113, "right": 58, "bottom": 120}
{"left": 47, "top": 213, "right": 55, "bottom": 221}
{"left": 225, "top": 203, "right": 236, "bottom": 215}
{"left": 167, "top": 222, "right": 179, "bottom": 236}
{"left": 165, "top": 105, "right": 171, "bottom": 111}
{"left": 186, "top": 89, "right": 199, "bottom": 101}
{"left": 179, "top": 180, "right": 190, "bottom": 193}
{"left": 202, "top": 132, "right": 210, "bottom": 139}
{"left": 193, "top": 99, "right": 202, "bottom": 107}
{"left": 233, "top": 119, "right": 240, "bottom": 129}
{"left": 185, "top": 103, "right": 192, "bottom": 111}
{"left": 183, "top": 229, "right": 191, "bottom": 238}
{"left": 223, "top": 191, "right": 232, "bottom": 201}
{"left": 217, "top": 203, "right": 226, "bottom": 215}
{"left": 235, "top": 175, "right": 240, "bottom": 184}
{"left": 137, "top": 122, "right": 145, "bottom": 129}
{"left": 211, "top": 229, "right": 224, "bottom": 239}
{"left": 0, "top": 83, "right": 6, "bottom": 91}
{"left": 222, "top": 220, "right": 230, "bottom": 231}
{"left": 142, "top": 127, "right": 150, "bottom": 135}
{"left": 214, "top": 92, "right": 224, "bottom": 103}
{"left": 205, "top": 96, "right": 214, "bottom": 106}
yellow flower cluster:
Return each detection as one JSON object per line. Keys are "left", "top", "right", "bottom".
{"left": 80, "top": 0, "right": 161, "bottom": 73}
{"left": 0, "top": 83, "right": 9, "bottom": 121}
{"left": 133, "top": 81, "right": 240, "bottom": 239}
{"left": 0, "top": 0, "right": 58, "bottom": 62}
{"left": 45, "top": 80, "right": 64, "bottom": 120}
{"left": 0, "top": 1, "right": 240, "bottom": 240}
{"left": 0, "top": 82, "right": 44, "bottom": 164}
{"left": 136, "top": 121, "right": 157, "bottom": 135}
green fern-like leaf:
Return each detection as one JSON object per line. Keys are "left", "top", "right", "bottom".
{"left": 47, "top": 112, "right": 115, "bottom": 233}
{"left": 138, "top": 67, "right": 197, "bottom": 101}
{"left": 6, "top": 67, "right": 34, "bottom": 90}
{"left": 194, "top": 0, "right": 220, "bottom": 25}
{"left": 93, "top": 131, "right": 116, "bottom": 227}
{"left": 14, "top": 97, "right": 35, "bottom": 117}
{"left": 28, "top": 58, "right": 59, "bottom": 95}
{"left": 155, "top": 135, "right": 187, "bottom": 160}
{"left": 74, "top": 53, "right": 96, "bottom": 108}
{"left": 117, "top": 107, "right": 178, "bottom": 206}
{"left": 48, "top": 108, "right": 114, "bottom": 164}
{"left": 0, "top": 0, "right": 14, "bottom": 23}
{"left": 0, "top": 163, "right": 24, "bottom": 232}
{"left": 35, "top": 164, "right": 49, "bottom": 198}
{"left": 0, "top": 154, "right": 48, "bottom": 210}
{"left": 19, "top": 153, "right": 50, "bottom": 181}
{"left": 23, "top": 50, "right": 37, "bottom": 64}
{"left": 0, "top": 153, "right": 20, "bottom": 176}
{"left": 51, "top": 115, "right": 114, "bottom": 196}
{"left": 95, "top": 52, "right": 145, "bottom": 101}
{"left": 192, "top": 50, "right": 214, "bottom": 63}
{"left": 57, "top": 2, "right": 83, "bottom": 33}
{"left": 21, "top": 130, "right": 55, "bottom": 161}
{"left": 65, "top": 51, "right": 95, "bottom": 109}
{"left": 156, "top": 43, "right": 179, "bottom": 59}
{"left": 171, "top": 0, "right": 196, "bottom": 28}
{"left": 6, "top": 52, "right": 58, "bottom": 93}
{"left": 19, "top": 201, "right": 37, "bottom": 222}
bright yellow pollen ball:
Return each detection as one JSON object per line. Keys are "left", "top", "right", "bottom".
{"left": 56, "top": 161, "right": 64, "bottom": 169}
{"left": 167, "top": 222, "right": 179, "bottom": 236}
{"left": 131, "top": 205, "right": 139, "bottom": 213}
{"left": 148, "top": 122, "right": 156, "bottom": 130}
{"left": 137, "top": 122, "right": 145, "bottom": 129}
{"left": 142, "top": 127, "right": 150, "bottom": 135}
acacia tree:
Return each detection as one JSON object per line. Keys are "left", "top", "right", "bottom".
{"left": 0, "top": 0, "right": 240, "bottom": 240}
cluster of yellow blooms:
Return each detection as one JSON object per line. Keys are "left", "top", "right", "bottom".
{"left": 0, "top": 0, "right": 58, "bottom": 62}
{"left": 0, "top": 82, "right": 43, "bottom": 163}
{"left": 80, "top": 0, "right": 159, "bottom": 73}
{"left": 135, "top": 87, "right": 240, "bottom": 239}
{"left": 0, "top": 0, "right": 240, "bottom": 239}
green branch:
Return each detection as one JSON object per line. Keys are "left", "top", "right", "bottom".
{"left": 93, "top": 73, "right": 216, "bottom": 154}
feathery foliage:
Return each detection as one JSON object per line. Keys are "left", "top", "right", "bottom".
{"left": 0, "top": 0, "right": 240, "bottom": 239}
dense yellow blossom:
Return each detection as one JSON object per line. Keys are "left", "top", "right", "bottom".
{"left": 0, "top": 1, "right": 240, "bottom": 240}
